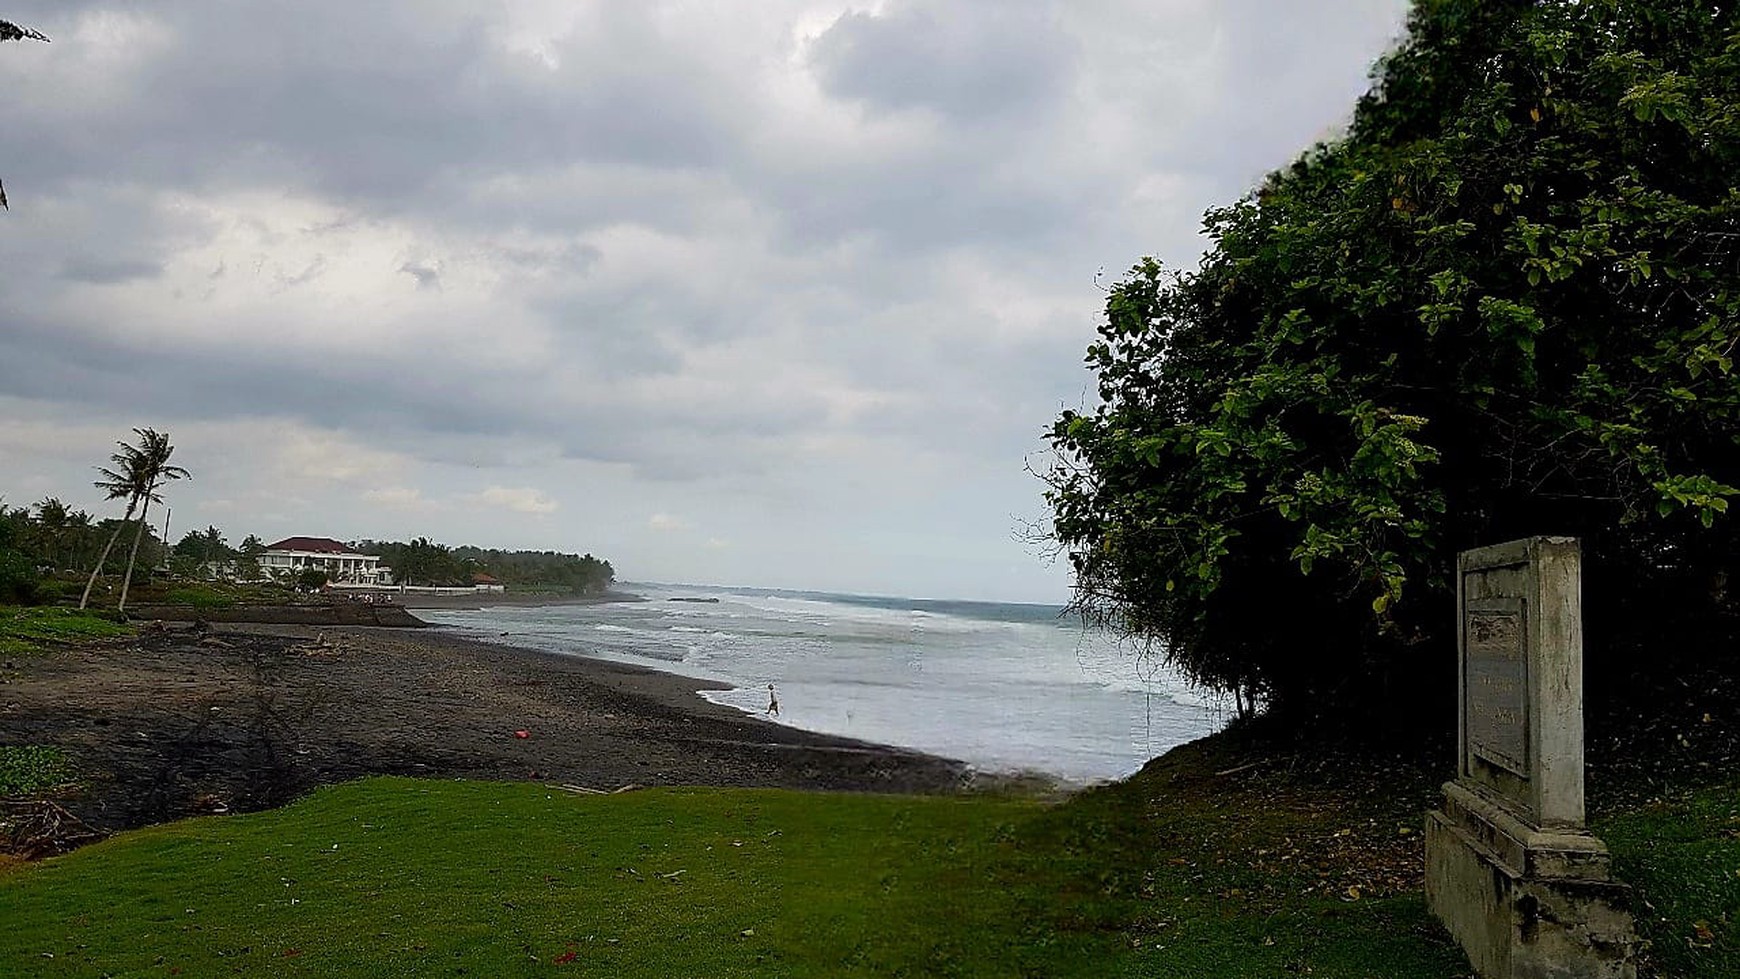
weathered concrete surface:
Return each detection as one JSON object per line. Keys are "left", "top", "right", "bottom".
{"left": 1455, "top": 536, "right": 1586, "bottom": 827}
{"left": 1430, "top": 537, "right": 1636, "bottom": 978}
{"left": 1427, "top": 801, "right": 1635, "bottom": 979}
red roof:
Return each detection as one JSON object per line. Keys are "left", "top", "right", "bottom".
{"left": 471, "top": 572, "right": 501, "bottom": 584}
{"left": 266, "top": 537, "right": 361, "bottom": 555}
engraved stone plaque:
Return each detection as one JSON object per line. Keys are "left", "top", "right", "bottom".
{"left": 1466, "top": 600, "right": 1528, "bottom": 776}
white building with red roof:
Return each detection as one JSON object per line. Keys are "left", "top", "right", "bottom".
{"left": 260, "top": 537, "right": 389, "bottom": 584}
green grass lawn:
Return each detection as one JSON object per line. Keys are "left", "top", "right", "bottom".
{"left": 1601, "top": 782, "right": 1740, "bottom": 978}
{"left": 159, "top": 585, "right": 239, "bottom": 610}
{"left": 0, "top": 606, "right": 130, "bottom": 658}
{"left": 0, "top": 777, "right": 1468, "bottom": 978}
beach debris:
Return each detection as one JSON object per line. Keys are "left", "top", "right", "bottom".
{"left": 659, "top": 869, "right": 686, "bottom": 882}
{"left": 546, "top": 782, "right": 644, "bottom": 796}
{"left": 740, "top": 928, "right": 756, "bottom": 938}
{"left": 514, "top": 730, "right": 530, "bottom": 739}
{"left": 553, "top": 950, "right": 577, "bottom": 965}
{"left": 0, "top": 800, "right": 106, "bottom": 858}
{"left": 190, "top": 793, "right": 230, "bottom": 814}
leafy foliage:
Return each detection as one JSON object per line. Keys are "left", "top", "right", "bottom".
{"left": 0, "top": 20, "right": 47, "bottom": 43}
{"left": 0, "top": 746, "right": 69, "bottom": 797}
{"left": 0, "top": 548, "right": 38, "bottom": 604}
{"left": 1047, "top": 0, "right": 1740, "bottom": 726}
{"left": 0, "top": 499, "right": 146, "bottom": 605}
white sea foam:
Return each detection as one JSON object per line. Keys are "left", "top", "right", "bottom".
{"left": 422, "top": 584, "right": 1227, "bottom": 783}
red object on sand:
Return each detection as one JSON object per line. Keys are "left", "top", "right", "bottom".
{"left": 514, "top": 730, "right": 530, "bottom": 739}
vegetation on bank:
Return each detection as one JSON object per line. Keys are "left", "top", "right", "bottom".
{"left": 0, "top": 747, "right": 71, "bottom": 798}
{"left": 0, "top": 607, "right": 129, "bottom": 658}
{"left": 1047, "top": 0, "right": 1740, "bottom": 732}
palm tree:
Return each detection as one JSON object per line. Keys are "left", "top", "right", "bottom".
{"left": 78, "top": 439, "right": 149, "bottom": 609}
{"left": 31, "top": 497, "right": 69, "bottom": 571}
{"left": 77, "top": 429, "right": 191, "bottom": 610}
{"left": 0, "top": 21, "right": 49, "bottom": 43}
{"left": 1, "top": 20, "right": 49, "bottom": 215}
{"left": 65, "top": 507, "right": 93, "bottom": 573}
{"left": 116, "top": 429, "right": 190, "bottom": 613}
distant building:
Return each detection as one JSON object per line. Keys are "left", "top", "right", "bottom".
{"left": 260, "top": 537, "right": 390, "bottom": 584}
{"left": 471, "top": 572, "right": 505, "bottom": 593}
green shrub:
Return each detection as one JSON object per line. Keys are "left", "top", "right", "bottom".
{"left": 0, "top": 606, "right": 131, "bottom": 655}
{"left": 0, "top": 549, "right": 42, "bottom": 605}
{"left": 0, "top": 746, "right": 70, "bottom": 796}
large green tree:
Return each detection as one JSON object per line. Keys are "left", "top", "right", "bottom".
{"left": 1047, "top": 0, "right": 1740, "bottom": 728}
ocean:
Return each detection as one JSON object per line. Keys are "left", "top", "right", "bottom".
{"left": 419, "top": 583, "right": 1228, "bottom": 784}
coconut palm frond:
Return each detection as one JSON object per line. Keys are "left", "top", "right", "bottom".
{"left": 0, "top": 20, "right": 50, "bottom": 43}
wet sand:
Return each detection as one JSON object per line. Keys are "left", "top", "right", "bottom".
{"left": 0, "top": 623, "right": 981, "bottom": 852}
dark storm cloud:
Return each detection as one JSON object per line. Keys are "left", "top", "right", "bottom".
{"left": 808, "top": 2, "right": 1076, "bottom": 121}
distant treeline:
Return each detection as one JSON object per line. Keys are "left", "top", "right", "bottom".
{"left": 0, "top": 498, "right": 167, "bottom": 602}
{"left": 356, "top": 538, "right": 615, "bottom": 595}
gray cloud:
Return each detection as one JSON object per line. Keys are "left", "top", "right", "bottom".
{"left": 59, "top": 256, "right": 163, "bottom": 284}
{"left": 808, "top": 3, "right": 1076, "bottom": 121}
{"left": 398, "top": 262, "right": 441, "bottom": 291}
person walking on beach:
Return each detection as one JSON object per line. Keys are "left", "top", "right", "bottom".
{"left": 766, "top": 683, "right": 780, "bottom": 717}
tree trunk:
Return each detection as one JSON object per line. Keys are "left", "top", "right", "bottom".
{"left": 78, "top": 499, "right": 136, "bottom": 610}
{"left": 116, "top": 492, "right": 154, "bottom": 614}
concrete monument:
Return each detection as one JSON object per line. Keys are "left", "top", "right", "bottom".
{"left": 1425, "top": 536, "right": 1636, "bottom": 978}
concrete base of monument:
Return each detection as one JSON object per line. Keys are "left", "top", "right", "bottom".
{"left": 1426, "top": 783, "right": 1637, "bottom": 979}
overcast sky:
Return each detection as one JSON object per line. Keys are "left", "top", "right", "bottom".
{"left": 0, "top": 1, "right": 1409, "bottom": 603}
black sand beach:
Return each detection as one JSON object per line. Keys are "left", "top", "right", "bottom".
{"left": 0, "top": 622, "right": 980, "bottom": 853}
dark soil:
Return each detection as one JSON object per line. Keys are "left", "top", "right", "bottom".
{"left": 0, "top": 624, "right": 979, "bottom": 854}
